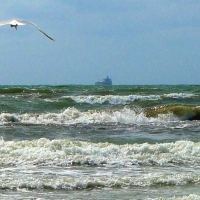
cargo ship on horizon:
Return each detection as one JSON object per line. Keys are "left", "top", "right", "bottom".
{"left": 95, "top": 76, "right": 112, "bottom": 86}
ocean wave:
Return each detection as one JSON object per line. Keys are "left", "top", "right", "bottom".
{"left": 0, "top": 86, "right": 54, "bottom": 94}
{"left": 0, "top": 139, "right": 200, "bottom": 167}
{"left": 0, "top": 107, "right": 178, "bottom": 125}
{"left": 0, "top": 138, "right": 200, "bottom": 190}
{"left": 0, "top": 172, "right": 200, "bottom": 190}
{"left": 62, "top": 93, "right": 195, "bottom": 105}
{"left": 148, "top": 194, "right": 200, "bottom": 200}
{"left": 64, "top": 95, "right": 161, "bottom": 105}
{"left": 146, "top": 104, "right": 200, "bottom": 120}
{"left": 0, "top": 139, "right": 199, "bottom": 190}
{"left": 1, "top": 103, "right": 200, "bottom": 126}
{"left": 163, "top": 93, "right": 195, "bottom": 99}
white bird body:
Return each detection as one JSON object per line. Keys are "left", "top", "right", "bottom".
{"left": 10, "top": 19, "right": 26, "bottom": 26}
{"left": 0, "top": 19, "right": 55, "bottom": 41}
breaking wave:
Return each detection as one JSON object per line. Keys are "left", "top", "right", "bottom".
{"left": 0, "top": 139, "right": 199, "bottom": 167}
{"left": 64, "top": 94, "right": 161, "bottom": 105}
{"left": 148, "top": 195, "right": 200, "bottom": 200}
{"left": 1, "top": 103, "right": 200, "bottom": 126}
{"left": 0, "top": 173, "right": 200, "bottom": 190}
{"left": 163, "top": 93, "right": 195, "bottom": 99}
{"left": 63, "top": 93, "right": 195, "bottom": 105}
{"left": 0, "top": 107, "right": 179, "bottom": 125}
{"left": 0, "top": 139, "right": 200, "bottom": 190}
{"left": 146, "top": 104, "right": 200, "bottom": 120}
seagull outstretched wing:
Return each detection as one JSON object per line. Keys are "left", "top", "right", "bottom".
{"left": 0, "top": 19, "right": 55, "bottom": 41}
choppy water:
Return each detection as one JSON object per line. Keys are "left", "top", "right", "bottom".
{"left": 1, "top": 85, "right": 200, "bottom": 199}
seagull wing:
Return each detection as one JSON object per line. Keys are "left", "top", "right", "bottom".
{"left": 0, "top": 19, "right": 25, "bottom": 26}
{"left": 0, "top": 20, "right": 12, "bottom": 26}
{"left": 19, "top": 20, "right": 55, "bottom": 41}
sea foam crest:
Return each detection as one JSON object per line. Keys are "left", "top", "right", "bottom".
{"left": 64, "top": 94, "right": 161, "bottom": 105}
{"left": 0, "top": 106, "right": 178, "bottom": 125}
{"left": 0, "top": 173, "right": 200, "bottom": 190}
{"left": 163, "top": 93, "right": 195, "bottom": 99}
{"left": 0, "top": 107, "right": 176, "bottom": 125}
{"left": 0, "top": 139, "right": 200, "bottom": 167}
{"left": 0, "top": 140, "right": 200, "bottom": 189}
{"left": 148, "top": 194, "right": 200, "bottom": 200}
{"left": 64, "top": 93, "right": 194, "bottom": 105}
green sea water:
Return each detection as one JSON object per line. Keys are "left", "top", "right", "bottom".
{"left": 0, "top": 85, "right": 200, "bottom": 199}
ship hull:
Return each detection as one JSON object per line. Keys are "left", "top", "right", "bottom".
{"left": 95, "top": 82, "right": 112, "bottom": 86}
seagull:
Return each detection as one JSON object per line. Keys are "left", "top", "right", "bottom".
{"left": 0, "top": 19, "right": 55, "bottom": 41}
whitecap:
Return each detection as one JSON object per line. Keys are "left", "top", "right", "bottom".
{"left": 163, "top": 93, "right": 195, "bottom": 99}
{"left": 63, "top": 94, "right": 161, "bottom": 105}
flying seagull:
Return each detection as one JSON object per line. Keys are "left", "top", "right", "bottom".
{"left": 0, "top": 19, "right": 55, "bottom": 41}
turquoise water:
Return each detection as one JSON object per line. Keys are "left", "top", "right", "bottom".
{"left": 0, "top": 85, "right": 200, "bottom": 199}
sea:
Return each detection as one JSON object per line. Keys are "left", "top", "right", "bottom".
{"left": 0, "top": 85, "right": 200, "bottom": 200}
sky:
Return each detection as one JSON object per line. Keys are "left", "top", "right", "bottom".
{"left": 0, "top": 1, "right": 200, "bottom": 85}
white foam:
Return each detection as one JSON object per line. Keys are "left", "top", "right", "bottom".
{"left": 64, "top": 94, "right": 161, "bottom": 105}
{"left": 0, "top": 169, "right": 200, "bottom": 190}
{"left": 62, "top": 93, "right": 194, "bottom": 105}
{"left": 0, "top": 139, "right": 200, "bottom": 167}
{"left": 0, "top": 107, "right": 178, "bottom": 125}
{"left": 147, "top": 194, "right": 200, "bottom": 200}
{"left": 0, "top": 139, "right": 200, "bottom": 189}
{"left": 164, "top": 93, "right": 195, "bottom": 99}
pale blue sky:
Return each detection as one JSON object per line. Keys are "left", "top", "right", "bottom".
{"left": 0, "top": 1, "right": 200, "bottom": 85}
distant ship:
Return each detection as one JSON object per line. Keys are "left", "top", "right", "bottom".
{"left": 95, "top": 76, "right": 112, "bottom": 86}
